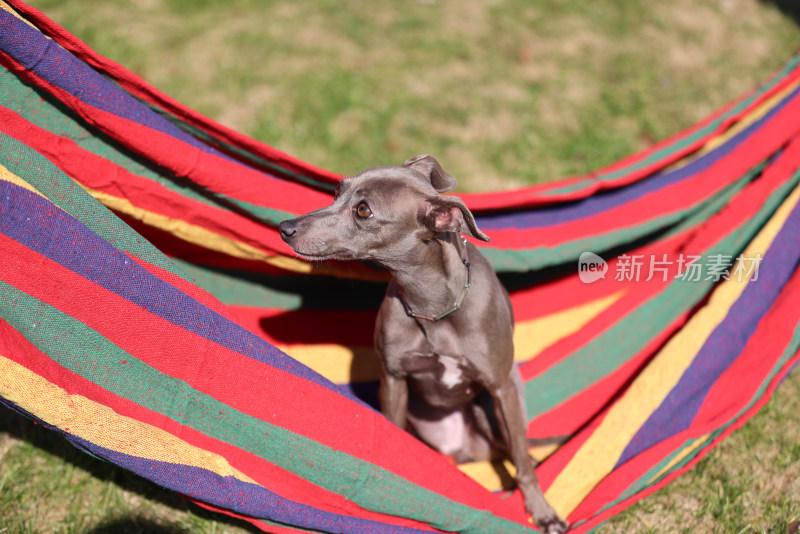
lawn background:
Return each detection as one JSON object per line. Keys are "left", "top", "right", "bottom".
{"left": 2, "top": 1, "right": 800, "bottom": 532}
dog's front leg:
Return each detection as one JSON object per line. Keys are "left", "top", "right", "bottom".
{"left": 491, "top": 381, "right": 569, "bottom": 533}
{"left": 379, "top": 372, "right": 409, "bottom": 428}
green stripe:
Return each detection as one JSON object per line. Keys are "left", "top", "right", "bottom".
{"left": 173, "top": 258, "right": 304, "bottom": 309}
{"left": 171, "top": 258, "right": 386, "bottom": 311}
{"left": 592, "top": 318, "right": 800, "bottom": 523}
{"left": 543, "top": 55, "right": 800, "bottom": 197}
{"left": 571, "top": 314, "right": 800, "bottom": 530}
{"left": 525, "top": 271, "right": 716, "bottom": 417}
{"left": 607, "top": 434, "right": 714, "bottom": 514}
{"left": 0, "top": 71, "right": 294, "bottom": 224}
{"left": 524, "top": 169, "right": 800, "bottom": 419}
{"left": 484, "top": 160, "right": 765, "bottom": 273}
{"left": 0, "top": 281, "right": 530, "bottom": 533}
{"left": 564, "top": 433, "right": 713, "bottom": 531}
{"left": 0, "top": 130, "right": 186, "bottom": 281}
{"left": 145, "top": 101, "right": 337, "bottom": 193}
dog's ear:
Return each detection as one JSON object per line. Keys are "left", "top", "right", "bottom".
{"left": 404, "top": 155, "right": 458, "bottom": 193}
{"left": 423, "top": 195, "right": 490, "bottom": 242}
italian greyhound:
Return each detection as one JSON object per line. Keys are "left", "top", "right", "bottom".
{"left": 279, "top": 155, "right": 568, "bottom": 533}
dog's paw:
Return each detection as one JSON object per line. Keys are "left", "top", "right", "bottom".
{"left": 535, "top": 514, "right": 569, "bottom": 534}
{"left": 524, "top": 489, "right": 568, "bottom": 532}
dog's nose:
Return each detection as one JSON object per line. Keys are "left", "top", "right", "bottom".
{"left": 279, "top": 220, "right": 297, "bottom": 242}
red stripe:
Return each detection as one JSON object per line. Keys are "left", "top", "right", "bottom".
{"left": 0, "top": 107, "right": 293, "bottom": 255}
{"left": 0, "top": 51, "right": 332, "bottom": 217}
{"left": 534, "top": 401, "right": 614, "bottom": 489}
{"left": 462, "top": 129, "right": 707, "bottom": 212}
{"left": 521, "top": 130, "right": 800, "bottom": 380}
{"left": 480, "top": 93, "right": 800, "bottom": 249}
{"left": 0, "top": 318, "right": 442, "bottom": 532}
{"left": 526, "top": 153, "right": 800, "bottom": 469}
{"left": 519, "top": 146, "right": 800, "bottom": 434}
{"left": 692, "top": 263, "right": 800, "bottom": 430}
{"left": 0, "top": 233, "right": 384, "bottom": 460}
{"left": 518, "top": 242, "right": 682, "bottom": 380}
{"left": 0, "top": 233, "right": 527, "bottom": 521}
{"left": 11, "top": 0, "right": 800, "bottom": 211}
{"left": 6, "top": 39, "right": 797, "bottom": 256}
{"left": 7, "top": 0, "right": 800, "bottom": 219}
{"left": 461, "top": 61, "right": 800, "bottom": 213}
{"left": 519, "top": 253, "right": 688, "bottom": 440}
{"left": 508, "top": 262, "right": 630, "bottom": 322}
{"left": 564, "top": 264, "right": 800, "bottom": 526}
{"left": 569, "top": 352, "right": 800, "bottom": 531}
{"left": 5, "top": 0, "right": 342, "bottom": 188}
{"left": 529, "top": 308, "right": 690, "bottom": 440}
{"left": 10, "top": 0, "right": 800, "bottom": 217}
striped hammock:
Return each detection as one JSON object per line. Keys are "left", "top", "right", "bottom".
{"left": 2, "top": 1, "right": 800, "bottom": 532}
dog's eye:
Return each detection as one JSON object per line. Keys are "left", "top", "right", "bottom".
{"left": 355, "top": 202, "right": 373, "bottom": 219}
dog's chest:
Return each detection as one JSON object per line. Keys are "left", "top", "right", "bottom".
{"left": 377, "top": 296, "right": 482, "bottom": 404}
{"left": 397, "top": 338, "right": 480, "bottom": 408}
{"left": 401, "top": 351, "right": 471, "bottom": 386}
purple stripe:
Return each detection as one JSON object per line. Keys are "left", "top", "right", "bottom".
{"left": 0, "top": 11, "right": 240, "bottom": 164}
{"left": 476, "top": 86, "right": 800, "bottom": 231}
{"left": 0, "top": 400, "right": 423, "bottom": 534}
{"left": 72, "top": 438, "right": 429, "bottom": 534}
{"left": 615, "top": 199, "right": 800, "bottom": 467}
{"left": 0, "top": 178, "right": 362, "bottom": 403}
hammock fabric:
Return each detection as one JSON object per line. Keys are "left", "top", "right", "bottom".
{"left": 2, "top": 2, "right": 800, "bottom": 532}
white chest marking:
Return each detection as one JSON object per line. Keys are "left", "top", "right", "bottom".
{"left": 439, "top": 356, "right": 463, "bottom": 388}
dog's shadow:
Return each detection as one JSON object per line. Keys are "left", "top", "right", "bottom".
{"left": 253, "top": 269, "right": 386, "bottom": 408}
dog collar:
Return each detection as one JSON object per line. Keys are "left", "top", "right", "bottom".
{"left": 399, "top": 237, "right": 472, "bottom": 322}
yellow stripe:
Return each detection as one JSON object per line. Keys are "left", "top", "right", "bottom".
{"left": 282, "top": 292, "right": 626, "bottom": 384}
{"left": 663, "top": 78, "right": 800, "bottom": 175}
{"left": 514, "top": 291, "right": 626, "bottom": 363}
{"left": 85, "top": 187, "right": 313, "bottom": 272}
{"left": 0, "top": 163, "right": 47, "bottom": 197}
{"left": 457, "top": 442, "right": 561, "bottom": 492}
{"left": 0, "top": 354, "right": 257, "bottom": 484}
{"left": 280, "top": 344, "right": 379, "bottom": 383}
{"left": 0, "top": 0, "right": 41, "bottom": 31}
{"left": 700, "top": 78, "right": 800, "bottom": 154}
{"left": 85, "top": 187, "right": 393, "bottom": 281}
{"left": 284, "top": 294, "right": 625, "bottom": 491}
{"left": 545, "top": 179, "right": 800, "bottom": 518}
{"left": 284, "top": 342, "right": 566, "bottom": 492}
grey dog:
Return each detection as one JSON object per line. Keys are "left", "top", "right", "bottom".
{"left": 279, "top": 155, "right": 568, "bottom": 533}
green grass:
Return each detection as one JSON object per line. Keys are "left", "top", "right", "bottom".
{"left": 23, "top": 0, "right": 800, "bottom": 189}
{"left": 603, "top": 375, "right": 800, "bottom": 534}
{"left": 0, "top": 408, "right": 258, "bottom": 534}
{"left": 4, "top": 0, "right": 800, "bottom": 532}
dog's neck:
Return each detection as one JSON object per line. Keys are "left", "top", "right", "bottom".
{"left": 390, "top": 233, "right": 471, "bottom": 322}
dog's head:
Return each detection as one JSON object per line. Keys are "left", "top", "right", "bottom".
{"left": 279, "top": 155, "right": 489, "bottom": 266}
